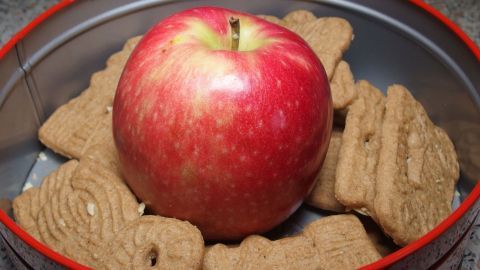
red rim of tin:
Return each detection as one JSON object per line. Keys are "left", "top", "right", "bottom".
{"left": 0, "top": 0, "right": 479, "bottom": 269}
{"left": 0, "top": 0, "right": 75, "bottom": 59}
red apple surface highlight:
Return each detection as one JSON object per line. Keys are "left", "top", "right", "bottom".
{"left": 113, "top": 6, "right": 332, "bottom": 241}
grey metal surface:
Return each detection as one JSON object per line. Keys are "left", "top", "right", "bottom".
{"left": 0, "top": 0, "right": 479, "bottom": 269}
{"left": 0, "top": 52, "right": 41, "bottom": 200}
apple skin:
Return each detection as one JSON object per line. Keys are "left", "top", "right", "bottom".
{"left": 113, "top": 6, "right": 332, "bottom": 241}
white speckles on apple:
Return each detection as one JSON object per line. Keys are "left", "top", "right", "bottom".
{"left": 280, "top": 60, "right": 287, "bottom": 67}
{"left": 231, "top": 145, "right": 236, "bottom": 151}
{"left": 271, "top": 109, "right": 286, "bottom": 130}
{"left": 257, "top": 120, "right": 264, "bottom": 128}
{"left": 295, "top": 100, "right": 300, "bottom": 107}
{"left": 221, "top": 148, "right": 229, "bottom": 154}
{"left": 174, "top": 142, "right": 181, "bottom": 149}
{"left": 255, "top": 73, "right": 262, "bottom": 82}
{"left": 276, "top": 80, "right": 282, "bottom": 88}
{"left": 162, "top": 108, "right": 170, "bottom": 117}
{"left": 247, "top": 128, "right": 254, "bottom": 137}
{"left": 244, "top": 104, "right": 252, "bottom": 112}
{"left": 239, "top": 155, "right": 247, "bottom": 162}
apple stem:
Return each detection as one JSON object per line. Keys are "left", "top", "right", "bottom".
{"left": 229, "top": 17, "right": 240, "bottom": 51}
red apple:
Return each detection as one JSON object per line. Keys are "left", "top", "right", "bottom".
{"left": 113, "top": 6, "right": 332, "bottom": 241}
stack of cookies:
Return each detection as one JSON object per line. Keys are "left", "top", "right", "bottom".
{"left": 11, "top": 9, "right": 459, "bottom": 269}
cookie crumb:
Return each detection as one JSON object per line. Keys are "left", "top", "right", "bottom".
{"left": 38, "top": 152, "right": 47, "bottom": 161}
{"left": 22, "top": 182, "right": 34, "bottom": 192}
{"left": 138, "top": 202, "right": 146, "bottom": 216}
{"left": 32, "top": 173, "right": 38, "bottom": 180}
{"left": 59, "top": 218, "right": 66, "bottom": 227}
{"left": 106, "top": 106, "right": 113, "bottom": 113}
{"left": 86, "top": 203, "right": 96, "bottom": 216}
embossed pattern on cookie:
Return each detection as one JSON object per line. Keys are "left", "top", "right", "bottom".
{"left": 330, "top": 60, "right": 357, "bottom": 110}
{"left": 283, "top": 9, "right": 316, "bottom": 27}
{"left": 257, "top": 11, "right": 353, "bottom": 80}
{"left": 82, "top": 112, "right": 122, "bottom": 178}
{"left": 13, "top": 160, "right": 79, "bottom": 240}
{"left": 98, "top": 216, "right": 204, "bottom": 270}
{"left": 38, "top": 36, "right": 142, "bottom": 159}
{"left": 374, "top": 84, "right": 459, "bottom": 246}
{"left": 288, "top": 17, "right": 353, "bottom": 80}
{"left": 205, "top": 234, "right": 317, "bottom": 270}
{"left": 14, "top": 158, "right": 205, "bottom": 269}
{"left": 335, "top": 80, "right": 385, "bottom": 217}
{"left": 35, "top": 160, "right": 140, "bottom": 266}
{"left": 306, "top": 214, "right": 382, "bottom": 269}
{"left": 306, "top": 130, "right": 344, "bottom": 212}
{"left": 204, "top": 215, "right": 380, "bottom": 270}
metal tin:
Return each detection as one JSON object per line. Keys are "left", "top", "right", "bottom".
{"left": 0, "top": 1, "right": 479, "bottom": 269}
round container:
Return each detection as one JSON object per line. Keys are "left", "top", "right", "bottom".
{"left": 0, "top": 1, "right": 479, "bottom": 269}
